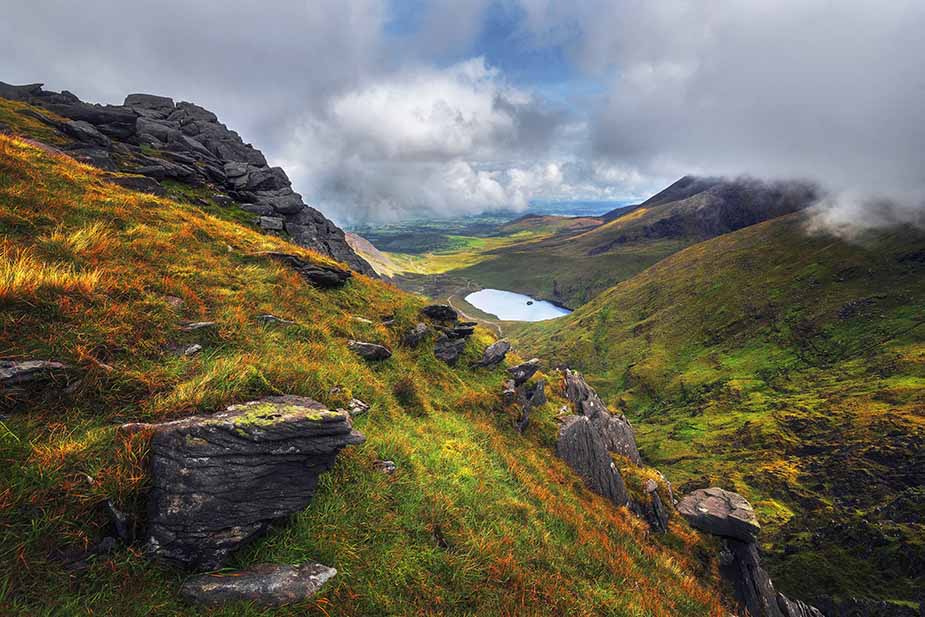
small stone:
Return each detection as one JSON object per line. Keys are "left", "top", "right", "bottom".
{"left": 403, "top": 322, "right": 429, "bottom": 348}
{"left": 164, "top": 295, "right": 184, "bottom": 309}
{"left": 181, "top": 562, "right": 336, "bottom": 607}
{"left": 256, "top": 314, "right": 296, "bottom": 325}
{"left": 180, "top": 321, "right": 216, "bottom": 331}
{"left": 374, "top": 460, "right": 397, "bottom": 474}
{"left": 347, "top": 398, "right": 370, "bottom": 416}
{"left": 182, "top": 344, "right": 202, "bottom": 356}
{"left": 348, "top": 340, "right": 392, "bottom": 361}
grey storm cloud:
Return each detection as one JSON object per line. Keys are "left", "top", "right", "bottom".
{"left": 518, "top": 0, "right": 925, "bottom": 233}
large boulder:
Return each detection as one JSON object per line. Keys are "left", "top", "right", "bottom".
{"left": 181, "top": 562, "right": 336, "bottom": 607}
{"left": 124, "top": 93, "right": 175, "bottom": 110}
{"left": 556, "top": 415, "right": 628, "bottom": 507}
{"left": 562, "top": 369, "right": 641, "bottom": 464}
{"left": 474, "top": 339, "right": 511, "bottom": 367}
{"left": 676, "top": 487, "right": 760, "bottom": 542}
{"left": 145, "top": 396, "right": 364, "bottom": 569}
{"left": 508, "top": 359, "right": 540, "bottom": 386}
{"left": 421, "top": 305, "right": 458, "bottom": 321}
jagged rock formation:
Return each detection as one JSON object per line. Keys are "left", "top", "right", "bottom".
{"left": 417, "top": 305, "right": 476, "bottom": 365}
{"left": 0, "top": 81, "right": 373, "bottom": 274}
{"left": 678, "top": 487, "right": 824, "bottom": 617}
{"left": 508, "top": 358, "right": 540, "bottom": 386}
{"left": 556, "top": 415, "right": 629, "bottom": 506}
{"left": 144, "top": 396, "right": 364, "bottom": 569}
{"left": 181, "top": 562, "right": 337, "bottom": 606}
{"left": 562, "top": 369, "right": 641, "bottom": 464}
{"left": 640, "top": 479, "right": 670, "bottom": 533}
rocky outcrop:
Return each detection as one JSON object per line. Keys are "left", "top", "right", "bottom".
{"left": 145, "top": 396, "right": 364, "bottom": 569}
{"left": 678, "top": 487, "right": 824, "bottom": 617}
{"left": 403, "top": 322, "right": 429, "bottom": 348}
{"left": 676, "top": 487, "right": 760, "bottom": 542}
{"left": 434, "top": 335, "right": 468, "bottom": 365}
{"left": 258, "top": 251, "right": 351, "bottom": 288}
{"left": 474, "top": 339, "right": 511, "bottom": 367}
{"left": 811, "top": 596, "right": 920, "bottom": 617}
{"left": 516, "top": 379, "right": 546, "bottom": 433}
{"left": 562, "top": 369, "right": 641, "bottom": 464}
{"left": 641, "top": 479, "right": 670, "bottom": 533}
{"left": 0, "top": 360, "right": 70, "bottom": 390}
{"left": 418, "top": 306, "right": 475, "bottom": 365}
{"left": 348, "top": 341, "right": 392, "bottom": 361}
{"left": 0, "top": 81, "right": 373, "bottom": 275}
{"left": 556, "top": 416, "right": 628, "bottom": 506}
{"left": 181, "top": 562, "right": 336, "bottom": 606}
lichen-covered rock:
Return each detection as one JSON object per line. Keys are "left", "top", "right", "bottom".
{"left": 0, "top": 360, "right": 69, "bottom": 390}
{"left": 676, "top": 487, "right": 760, "bottom": 542}
{"left": 562, "top": 369, "right": 641, "bottom": 464}
{"left": 475, "top": 339, "right": 511, "bottom": 367}
{"left": 348, "top": 340, "right": 392, "bottom": 361}
{"left": 508, "top": 359, "right": 540, "bottom": 386}
{"left": 556, "top": 415, "right": 628, "bottom": 506}
{"left": 181, "top": 562, "right": 336, "bottom": 606}
{"left": 145, "top": 396, "right": 364, "bottom": 569}
{"left": 258, "top": 251, "right": 351, "bottom": 288}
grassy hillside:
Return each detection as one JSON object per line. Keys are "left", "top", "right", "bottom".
{"left": 0, "top": 133, "right": 729, "bottom": 615}
{"left": 511, "top": 213, "right": 925, "bottom": 605}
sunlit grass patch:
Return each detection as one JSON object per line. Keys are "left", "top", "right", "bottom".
{"left": 0, "top": 245, "right": 102, "bottom": 303}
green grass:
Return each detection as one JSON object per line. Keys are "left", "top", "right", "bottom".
{"left": 512, "top": 213, "right": 925, "bottom": 604}
{"left": 0, "top": 132, "right": 728, "bottom": 616}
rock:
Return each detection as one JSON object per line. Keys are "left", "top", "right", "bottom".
{"left": 721, "top": 538, "right": 786, "bottom": 617}
{"left": 562, "top": 369, "right": 641, "bottom": 464}
{"left": 103, "top": 173, "right": 167, "bottom": 196}
{"left": 62, "top": 120, "right": 111, "bottom": 147}
{"left": 179, "top": 321, "right": 217, "bottom": 332}
{"left": 508, "top": 359, "right": 540, "bottom": 386}
{"left": 124, "top": 93, "right": 175, "bottom": 109}
{"left": 474, "top": 339, "right": 511, "bottom": 367}
{"left": 212, "top": 193, "right": 233, "bottom": 207}
{"left": 0, "top": 360, "right": 70, "bottom": 389}
{"left": 164, "top": 295, "right": 184, "bottom": 309}
{"left": 777, "top": 594, "right": 826, "bottom": 617}
{"left": 181, "top": 562, "right": 336, "bottom": 607}
{"left": 182, "top": 344, "right": 203, "bottom": 357}
{"left": 676, "top": 487, "right": 760, "bottom": 542}
{"left": 258, "top": 251, "right": 351, "bottom": 288}
{"left": 145, "top": 396, "right": 364, "bottom": 569}
{"left": 374, "top": 460, "right": 397, "bottom": 474}
{"left": 642, "top": 479, "right": 669, "bottom": 533}
{"left": 104, "top": 500, "right": 133, "bottom": 544}
{"left": 421, "top": 304, "right": 458, "bottom": 321}
{"left": 556, "top": 415, "right": 628, "bottom": 506}
{"left": 403, "top": 322, "right": 429, "bottom": 348}
{"left": 501, "top": 379, "right": 517, "bottom": 405}
{"left": 255, "top": 314, "right": 295, "bottom": 325}
{"left": 257, "top": 216, "right": 285, "bottom": 231}
{"left": 346, "top": 398, "right": 370, "bottom": 417}
{"left": 348, "top": 341, "right": 392, "bottom": 361}
{"left": 438, "top": 324, "right": 476, "bottom": 339}
{"left": 516, "top": 379, "right": 547, "bottom": 433}
{"left": 434, "top": 335, "right": 467, "bottom": 365}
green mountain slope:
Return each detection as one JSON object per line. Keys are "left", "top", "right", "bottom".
{"left": 451, "top": 176, "right": 816, "bottom": 308}
{"left": 511, "top": 212, "right": 925, "bottom": 604}
{"left": 0, "top": 124, "right": 727, "bottom": 614}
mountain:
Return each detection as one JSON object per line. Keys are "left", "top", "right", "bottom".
{"left": 0, "top": 81, "right": 373, "bottom": 275}
{"left": 452, "top": 176, "right": 818, "bottom": 308}
{"left": 0, "top": 92, "right": 739, "bottom": 615}
{"left": 511, "top": 212, "right": 925, "bottom": 606}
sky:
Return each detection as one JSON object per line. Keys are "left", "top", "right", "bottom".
{"left": 2, "top": 1, "right": 924, "bottom": 229}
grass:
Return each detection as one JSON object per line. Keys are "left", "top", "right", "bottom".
{"left": 511, "top": 213, "right": 925, "bottom": 605}
{"left": 0, "top": 131, "right": 729, "bottom": 616}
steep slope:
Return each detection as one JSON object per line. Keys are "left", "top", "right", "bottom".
{"left": 0, "top": 134, "right": 731, "bottom": 615}
{"left": 512, "top": 212, "right": 925, "bottom": 605}
{"left": 452, "top": 176, "right": 816, "bottom": 308}
{"left": 0, "top": 81, "right": 373, "bottom": 275}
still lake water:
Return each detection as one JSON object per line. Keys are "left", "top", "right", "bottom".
{"left": 464, "top": 289, "right": 572, "bottom": 322}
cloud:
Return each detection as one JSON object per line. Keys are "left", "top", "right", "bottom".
{"left": 516, "top": 0, "right": 925, "bottom": 230}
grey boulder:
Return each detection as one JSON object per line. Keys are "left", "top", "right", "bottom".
{"left": 421, "top": 304, "right": 458, "bottom": 321}
{"left": 259, "top": 251, "right": 351, "bottom": 288}
{"left": 508, "top": 359, "right": 540, "bottom": 386}
{"left": 434, "top": 335, "right": 467, "bottom": 365}
{"left": 676, "top": 487, "right": 760, "bottom": 542}
{"left": 402, "top": 322, "right": 429, "bottom": 348}
{"left": 181, "top": 562, "right": 336, "bottom": 607}
{"left": 474, "top": 339, "right": 511, "bottom": 367}
{"left": 145, "top": 396, "right": 364, "bottom": 569}
{"left": 563, "top": 369, "right": 641, "bottom": 464}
